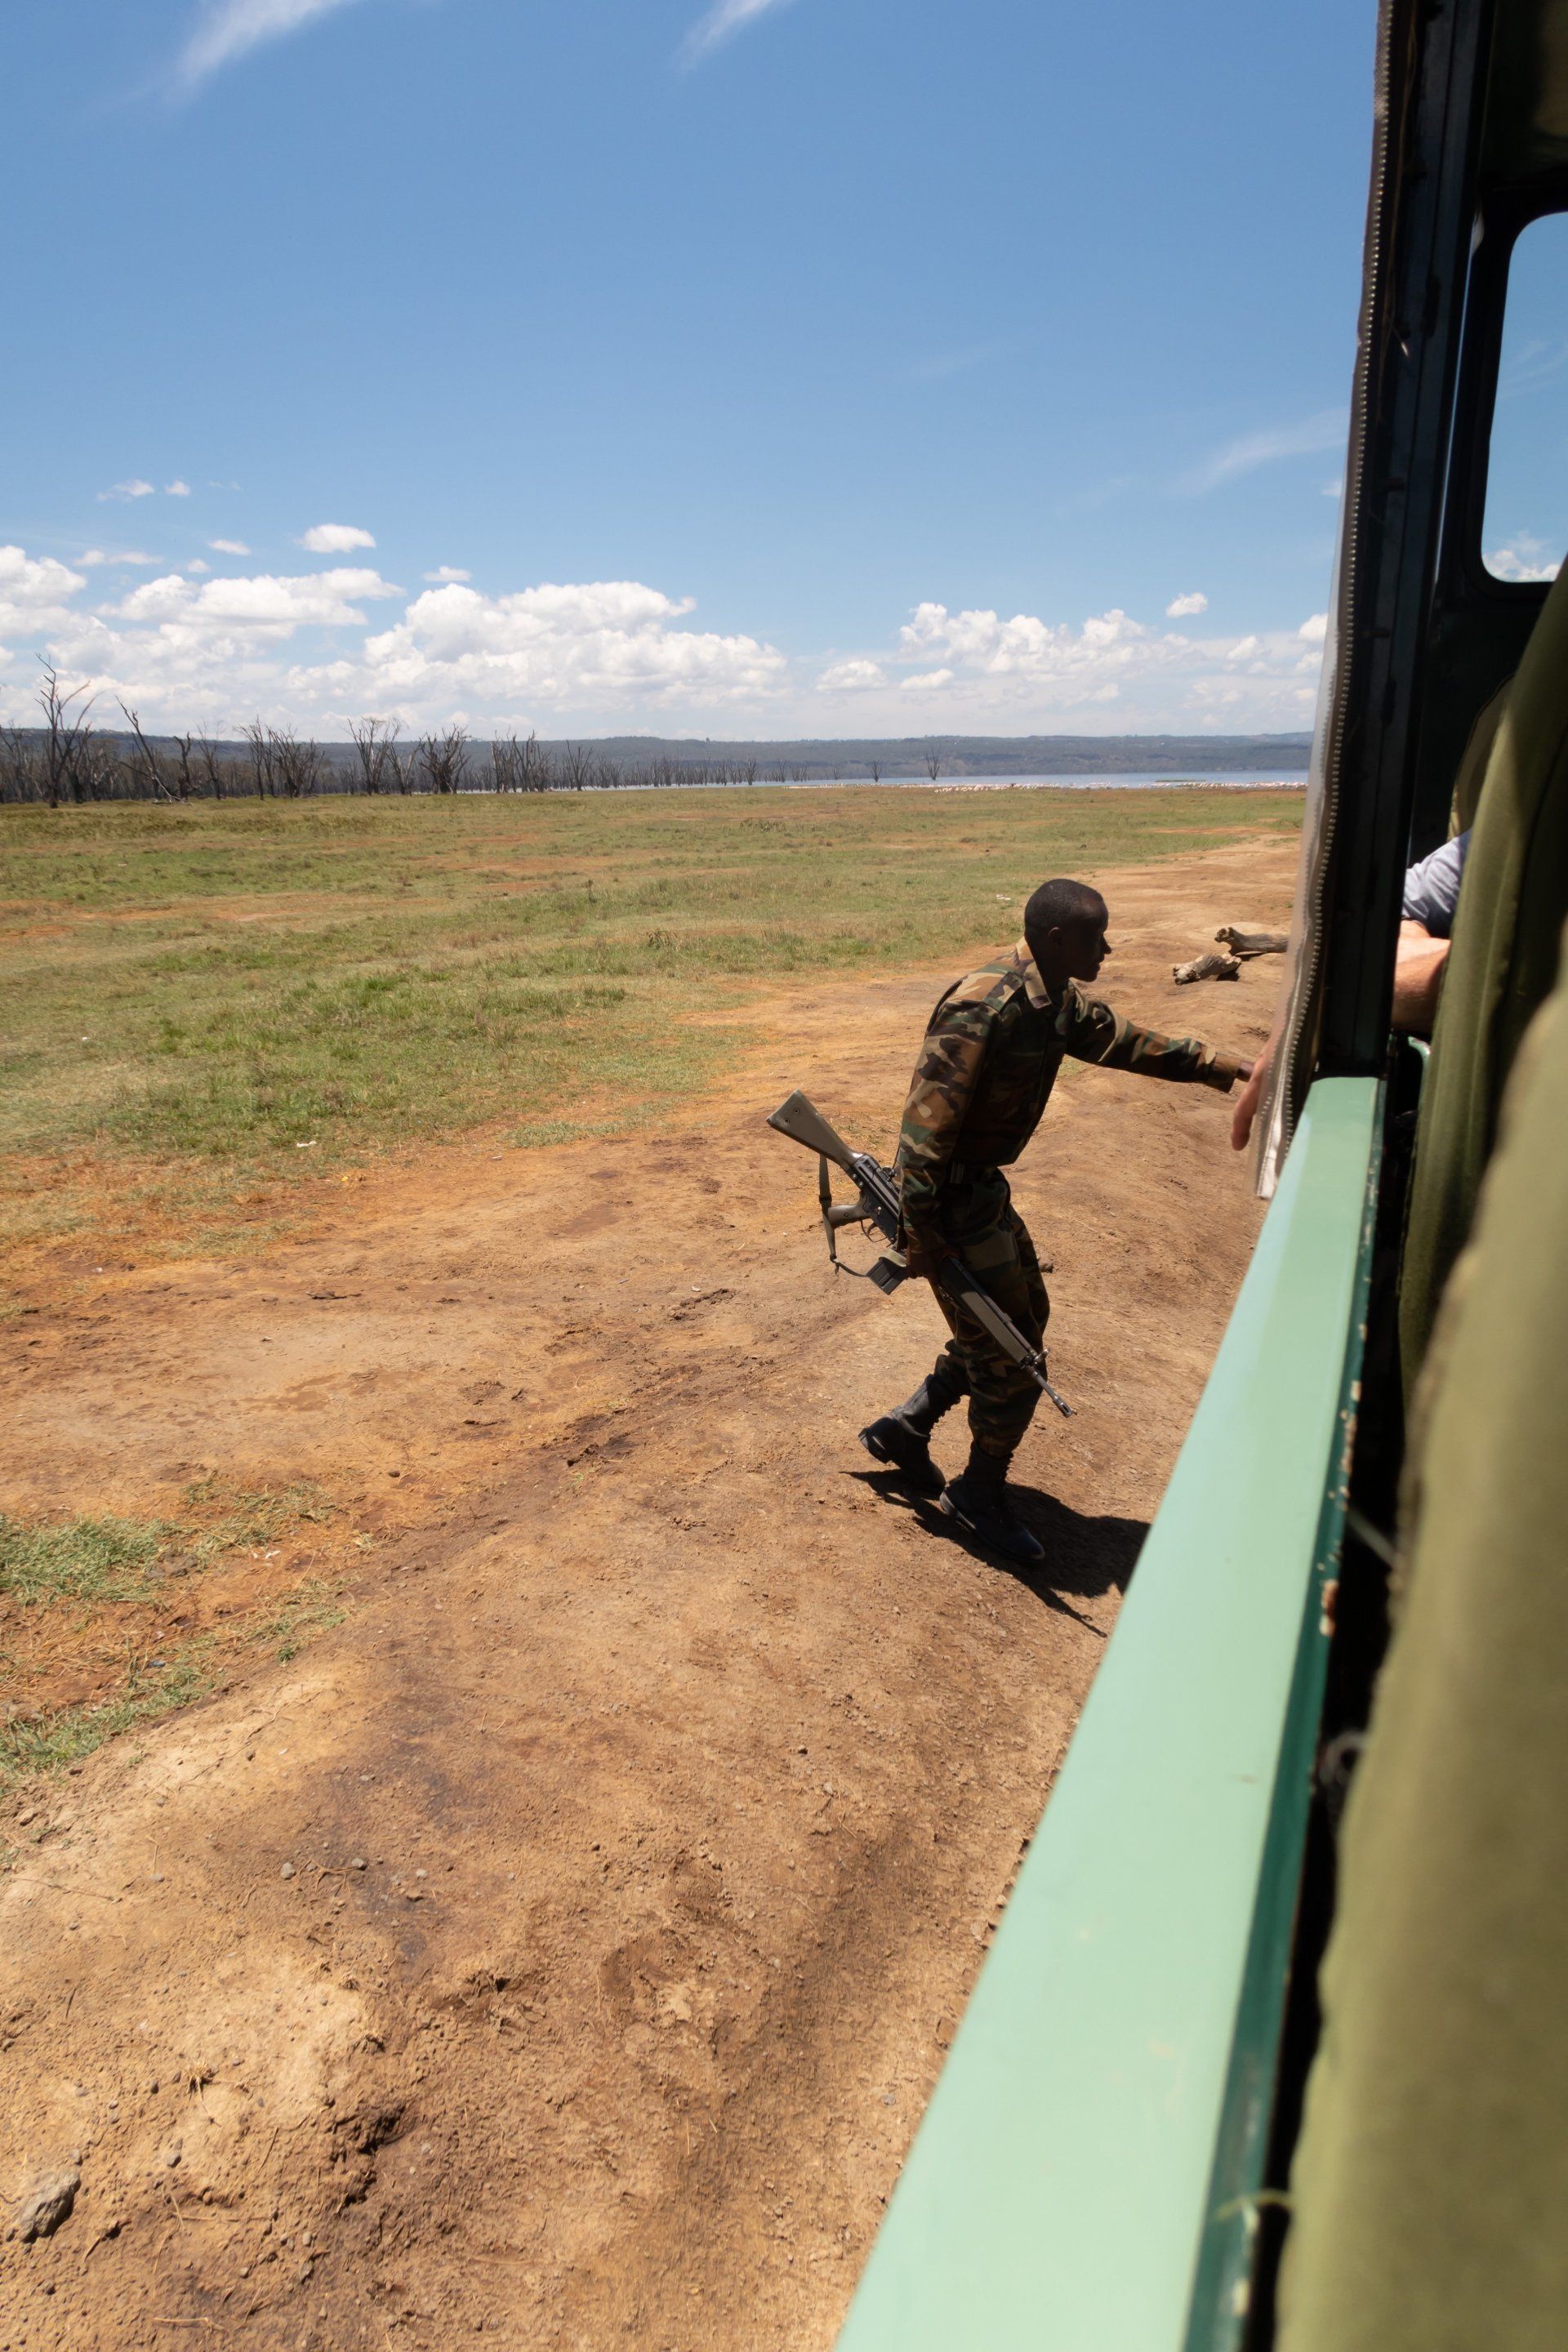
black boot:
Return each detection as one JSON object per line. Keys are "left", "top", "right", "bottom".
{"left": 939, "top": 1445, "right": 1044, "bottom": 1567}
{"left": 859, "top": 1366, "right": 965, "bottom": 1500}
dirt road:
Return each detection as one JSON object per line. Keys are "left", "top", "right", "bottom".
{"left": 0, "top": 835, "right": 1294, "bottom": 2351}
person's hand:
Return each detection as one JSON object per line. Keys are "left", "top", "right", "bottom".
{"left": 1231, "top": 1038, "right": 1274, "bottom": 1152}
{"left": 1392, "top": 927, "right": 1450, "bottom": 1035}
{"left": 900, "top": 1225, "right": 941, "bottom": 1281}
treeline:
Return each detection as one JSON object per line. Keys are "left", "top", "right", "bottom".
{"left": 0, "top": 675, "right": 835, "bottom": 808}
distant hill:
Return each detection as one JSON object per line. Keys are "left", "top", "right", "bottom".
{"left": 2, "top": 722, "right": 1313, "bottom": 804}
{"left": 546, "top": 732, "right": 1312, "bottom": 778}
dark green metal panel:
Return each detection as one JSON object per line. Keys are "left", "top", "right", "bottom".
{"left": 835, "top": 1078, "right": 1382, "bottom": 2352}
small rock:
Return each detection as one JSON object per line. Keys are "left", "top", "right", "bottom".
{"left": 161, "top": 2145, "right": 182, "bottom": 2169}
{"left": 16, "top": 1807, "right": 37, "bottom": 1827}
{"left": 280, "top": 1862, "right": 296, "bottom": 1881}
{"left": 349, "top": 1856, "right": 368, "bottom": 1871}
{"left": 16, "top": 2167, "right": 80, "bottom": 2243}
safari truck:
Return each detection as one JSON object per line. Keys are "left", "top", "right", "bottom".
{"left": 833, "top": 2, "right": 1568, "bottom": 2346}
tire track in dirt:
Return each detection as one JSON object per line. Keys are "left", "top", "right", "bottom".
{"left": 0, "top": 836, "right": 1294, "bottom": 2350}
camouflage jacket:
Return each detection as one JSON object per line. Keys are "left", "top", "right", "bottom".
{"left": 895, "top": 937, "right": 1245, "bottom": 1227}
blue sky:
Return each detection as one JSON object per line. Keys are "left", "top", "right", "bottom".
{"left": 1, "top": 0, "right": 1383, "bottom": 738}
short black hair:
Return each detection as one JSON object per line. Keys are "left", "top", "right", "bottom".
{"left": 1023, "top": 878, "right": 1107, "bottom": 938}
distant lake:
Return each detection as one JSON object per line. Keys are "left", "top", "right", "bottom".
{"left": 863, "top": 771, "right": 1305, "bottom": 791}
{"left": 456, "top": 768, "right": 1308, "bottom": 796}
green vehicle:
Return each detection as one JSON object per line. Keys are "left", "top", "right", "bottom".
{"left": 835, "top": 2, "right": 1568, "bottom": 2345}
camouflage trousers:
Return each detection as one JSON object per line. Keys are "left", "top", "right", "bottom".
{"left": 926, "top": 1169, "right": 1050, "bottom": 1459}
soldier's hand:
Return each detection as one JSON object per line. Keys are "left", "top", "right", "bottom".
{"left": 901, "top": 1226, "right": 941, "bottom": 1281}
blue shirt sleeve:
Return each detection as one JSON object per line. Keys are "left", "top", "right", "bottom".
{"left": 1401, "top": 831, "right": 1471, "bottom": 938}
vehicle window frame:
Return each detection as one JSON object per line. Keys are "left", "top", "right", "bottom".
{"left": 1446, "top": 168, "right": 1568, "bottom": 604}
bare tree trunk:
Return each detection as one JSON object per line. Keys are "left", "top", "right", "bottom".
{"left": 489, "top": 735, "right": 523, "bottom": 792}
{"left": 39, "top": 667, "right": 96, "bottom": 806}
{"left": 924, "top": 742, "right": 942, "bottom": 782}
{"left": 242, "top": 720, "right": 274, "bottom": 798}
{"left": 271, "top": 728, "right": 323, "bottom": 797}
{"left": 350, "top": 715, "right": 399, "bottom": 795}
{"left": 416, "top": 725, "right": 470, "bottom": 794}
{"left": 196, "top": 736, "right": 226, "bottom": 799}
{"left": 118, "top": 702, "right": 176, "bottom": 803}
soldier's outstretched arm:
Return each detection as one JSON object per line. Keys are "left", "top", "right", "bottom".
{"left": 1061, "top": 991, "right": 1249, "bottom": 1092}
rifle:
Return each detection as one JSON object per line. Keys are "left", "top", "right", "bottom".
{"left": 767, "top": 1089, "right": 1071, "bottom": 1418}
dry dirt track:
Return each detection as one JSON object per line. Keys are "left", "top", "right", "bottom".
{"left": 1, "top": 835, "right": 1294, "bottom": 2352}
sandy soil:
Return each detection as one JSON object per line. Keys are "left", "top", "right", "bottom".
{"left": 0, "top": 835, "right": 1294, "bottom": 2351}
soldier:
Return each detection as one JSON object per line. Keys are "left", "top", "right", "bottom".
{"left": 861, "top": 877, "right": 1251, "bottom": 1566}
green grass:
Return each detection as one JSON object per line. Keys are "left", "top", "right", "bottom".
{"left": 0, "top": 786, "right": 1301, "bottom": 1261}
{"left": 0, "top": 1512, "right": 163, "bottom": 1606}
{"left": 251, "top": 1576, "right": 347, "bottom": 1662}
{"left": 0, "top": 1484, "right": 350, "bottom": 1783}
{"left": 0, "top": 1646, "right": 217, "bottom": 1781}
{"left": 0, "top": 1479, "right": 334, "bottom": 1606}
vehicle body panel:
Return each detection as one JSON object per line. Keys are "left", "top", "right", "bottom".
{"left": 836, "top": 1078, "right": 1381, "bottom": 2352}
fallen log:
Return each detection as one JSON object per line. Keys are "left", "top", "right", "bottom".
{"left": 1214, "top": 925, "right": 1288, "bottom": 958}
{"left": 1173, "top": 951, "right": 1241, "bottom": 984}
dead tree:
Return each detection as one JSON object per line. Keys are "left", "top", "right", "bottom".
{"left": 243, "top": 720, "right": 276, "bottom": 798}
{"left": 561, "top": 742, "right": 592, "bottom": 793}
{"left": 196, "top": 735, "right": 227, "bottom": 799}
{"left": 349, "top": 715, "right": 399, "bottom": 795}
{"left": 272, "top": 728, "right": 323, "bottom": 797}
{"left": 488, "top": 734, "right": 523, "bottom": 792}
{"left": 171, "top": 731, "right": 197, "bottom": 802}
{"left": 38, "top": 668, "right": 98, "bottom": 806}
{"left": 73, "top": 730, "right": 121, "bottom": 802}
{"left": 387, "top": 737, "right": 415, "bottom": 795}
{"left": 417, "top": 725, "right": 470, "bottom": 794}
{"left": 924, "top": 742, "right": 942, "bottom": 782}
{"left": 0, "top": 725, "right": 40, "bottom": 804}
{"left": 870, "top": 758, "right": 882, "bottom": 783}
{"left": 521, "top": 730, "right": 549, "bottom": 791}
{"left": 118, "top": 702, "right": 176, "bottom": 803}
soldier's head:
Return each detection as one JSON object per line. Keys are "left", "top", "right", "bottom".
{"left": 1024, "top": 878, "right": 1111, "bottom": 988}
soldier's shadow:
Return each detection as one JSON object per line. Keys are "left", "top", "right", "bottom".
{"left": 849, "top": 1468, "right": 1147, "bottom": 1635}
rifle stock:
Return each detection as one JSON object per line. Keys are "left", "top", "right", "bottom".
{"left": 767, "top": 1089, "right": 858, "bottom": 1174}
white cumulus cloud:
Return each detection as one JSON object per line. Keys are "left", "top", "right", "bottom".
{"left": 301, "top": 522, "right": 376, "bottom": 555}
{"left": 175, "top": 0, "right": 370, "bottom": 91}
{"left": 111, "top": 565, "right": 398, "bottom": 637}
{"left": 166, "top": 479, "right": 192, "bottom": 497}
{"left": 1298, "top": 612, "right": 1329, "bottom": 644}
{"left": 0, "top": 537, "right": 1330, "bottom": 737}
{"left": 0, "top": 547, "right": 87, "bottom": 637}
{"left": 423, "top": 566, "right": 471, "bottom": 584}
{"left": 98, "top": 479, "right": 157, "bottom": 502}
{"left": 348, "top": 579, "right": 785, "bottom": 716}
{"left": 1486, "top": 536, "right": 1561, "bottom": 582}
{"left": 208, "top": 538, "right": 252, "bottom": 556}
{"left": 1166, "top": 590, "right": 1209, "bottom": 617}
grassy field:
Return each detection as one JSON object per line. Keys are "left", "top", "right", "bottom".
{"left": 1, "top": 785, "right": 1302, "bottom": 1274}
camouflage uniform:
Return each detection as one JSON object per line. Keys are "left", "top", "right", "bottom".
{"left": 895, "top": 937, "right": 1243, "bottom": 1457}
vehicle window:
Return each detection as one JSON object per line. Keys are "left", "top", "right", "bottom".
{"left": 1483, "top": 210, "right": 1568, "bottom": 583}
